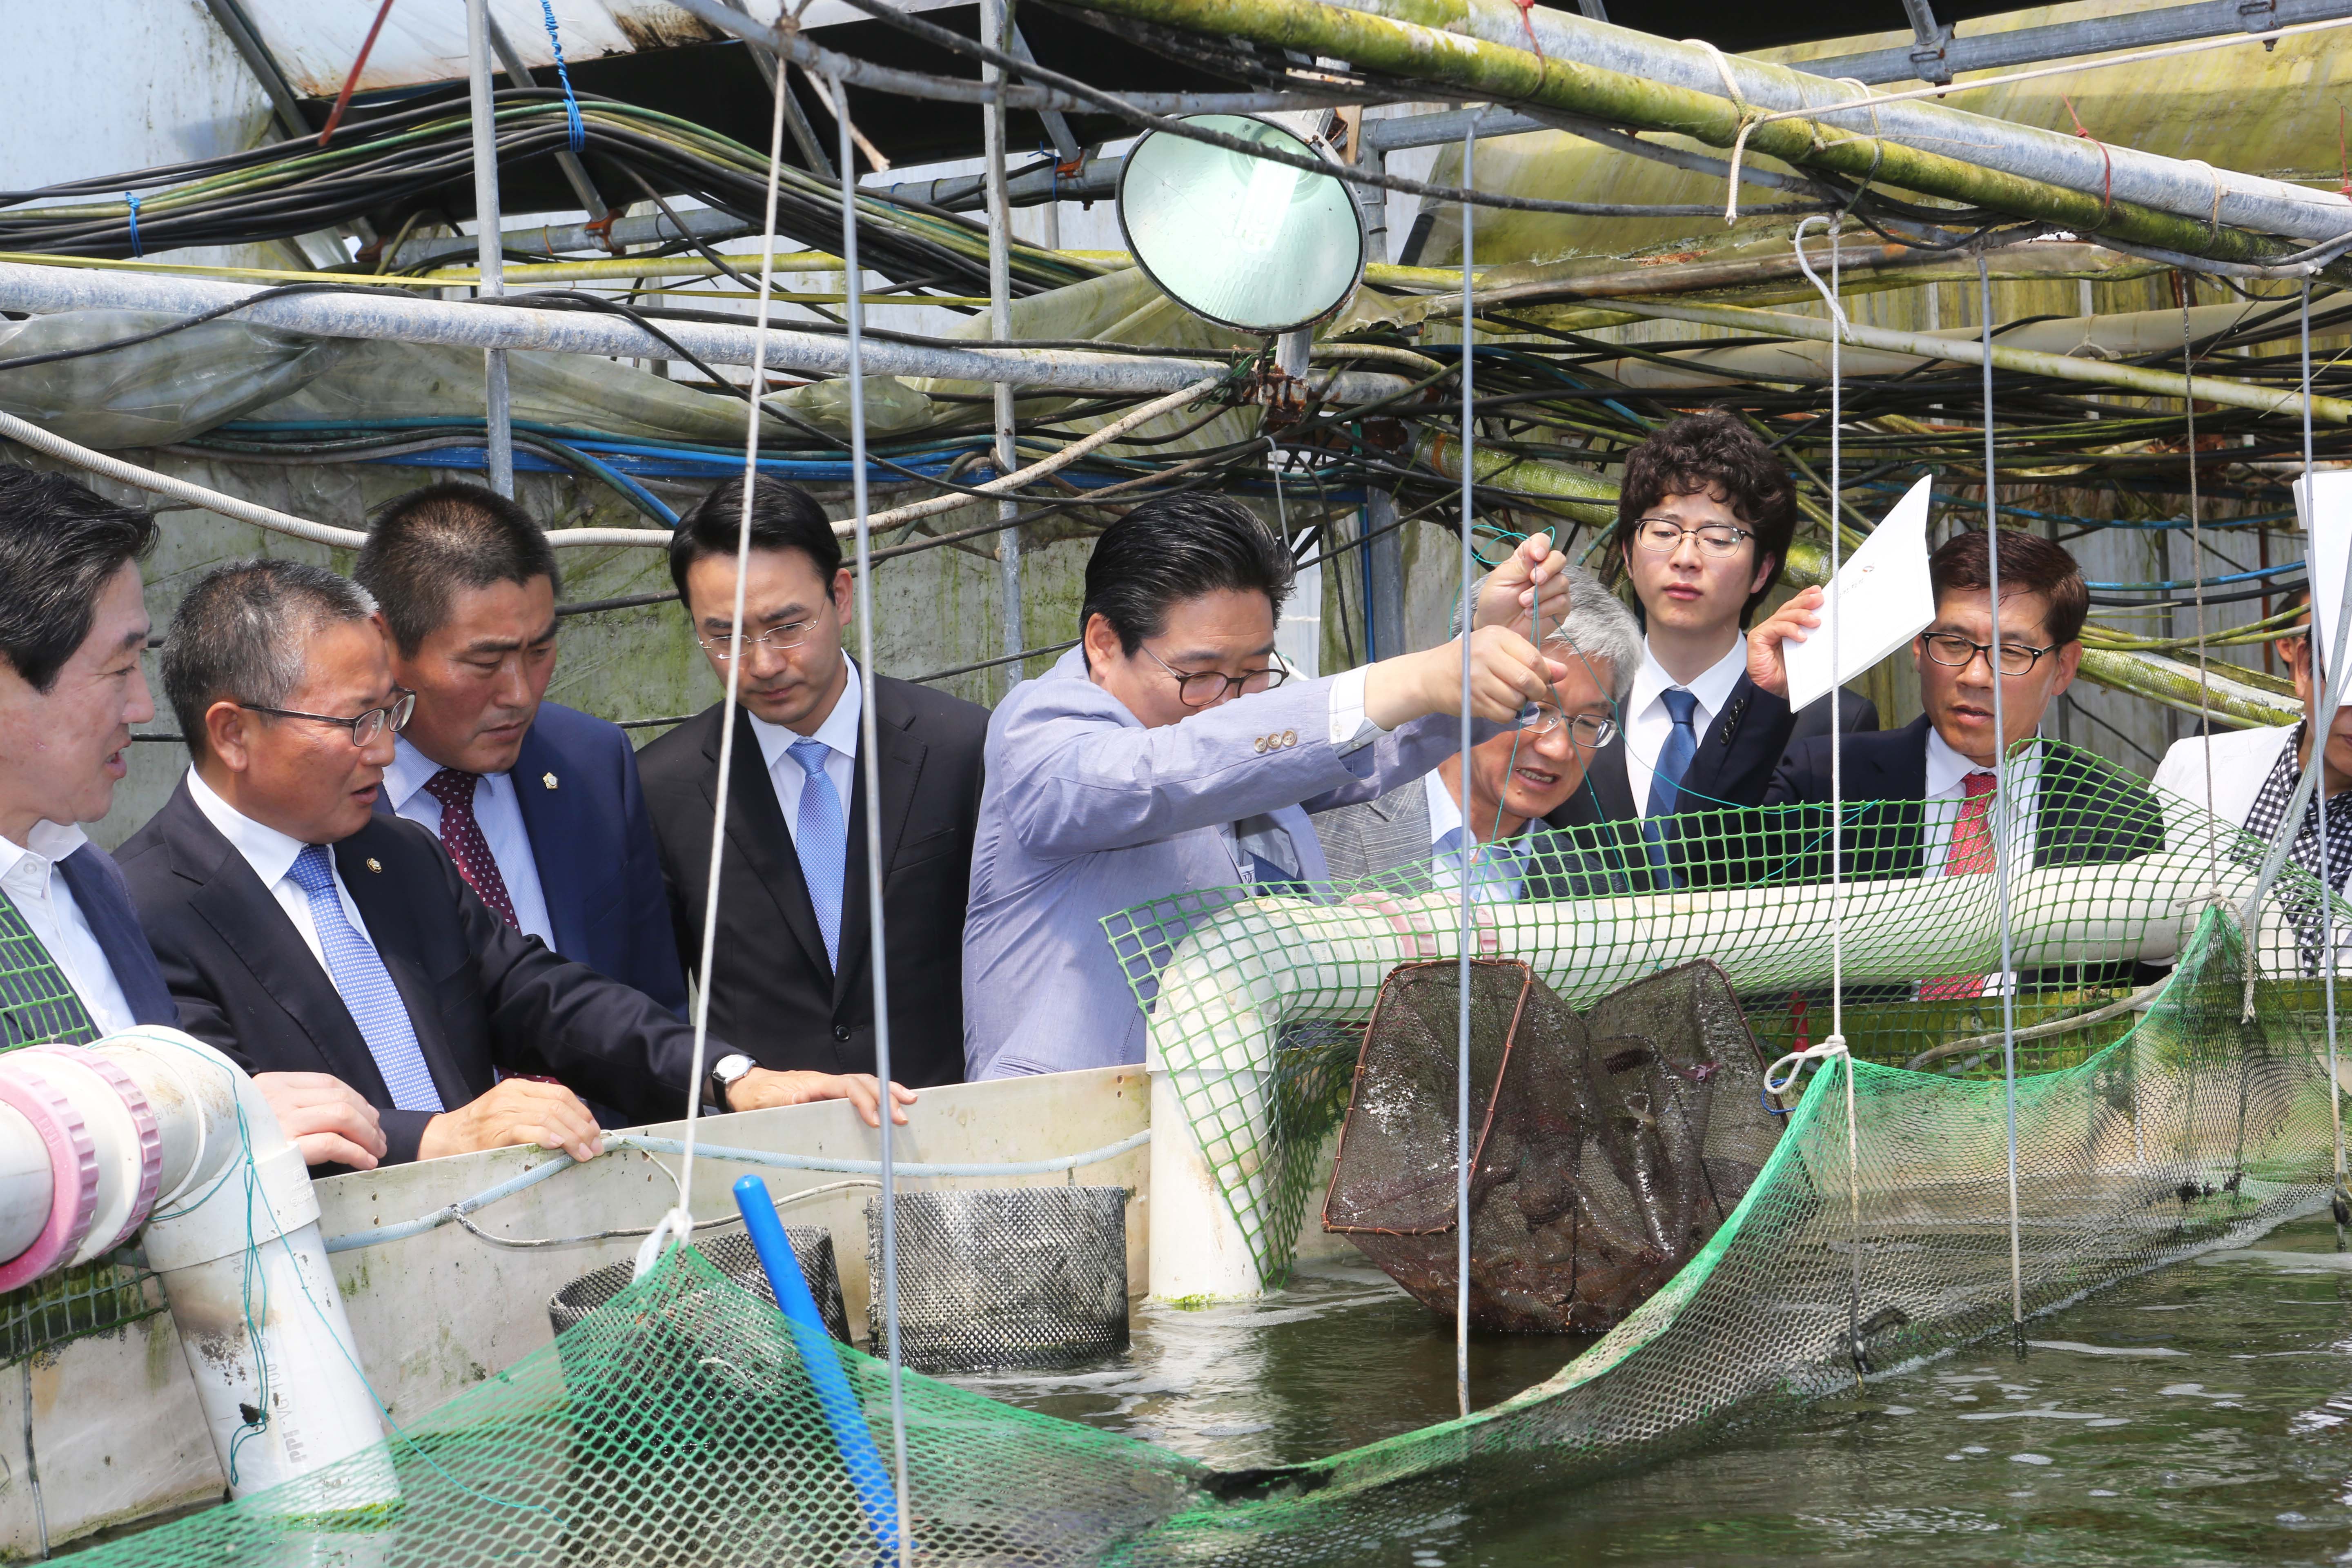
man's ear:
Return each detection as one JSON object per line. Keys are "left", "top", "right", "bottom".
{"left": 1750, "top": 554, "right": 1780, "bottom": 599}
{"left": 203, "top": 700, "right": 252, "bottom": 773}
{"left": 831, "top": 566, "right": 855, "bottom": 625}
{"left": 1080, "top": 612, "right": 1121, "bottom": 675}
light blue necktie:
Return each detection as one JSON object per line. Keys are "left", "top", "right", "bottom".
{"left": 1433, "top": 826, "right": 1525, "bottom": 904}
{"left": 1643, "top": 687, "right": 1701, "bottom": 884}
{"left": 286, "top": 844, "right": 443, "bottom": 1114}
{"left": 789, "top": 736, "right": 847, "bottom": 969}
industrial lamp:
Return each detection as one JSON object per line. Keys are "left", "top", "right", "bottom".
{"left": 1116, "top": 114, "right": 1366, "bottom": 371}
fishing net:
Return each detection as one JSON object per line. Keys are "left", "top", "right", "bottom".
{"left": 1324, "top": 958, "right": 1784, "bottom": 1332}
{"left": 71, "top": 757, "right": 2352, "bottom": 1567}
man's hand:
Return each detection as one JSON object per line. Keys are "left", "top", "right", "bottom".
{"left": 1747, "top": 585, "right": 1825, "bottom": 700}
{"left": 1363, "top": 626, "right": 1570, "bottom": 729}
{"left": 728, "top": 1068, "right": 916, "bottom": 1127}
{"left": 1471, "top": 531, "right": 1573, "bottom": 636}
{"left": 256, "top": 1072, "right": 389, "bottom": 1169}
{"left": 418, "top": 1078, "right": 603, "bottom": 1164}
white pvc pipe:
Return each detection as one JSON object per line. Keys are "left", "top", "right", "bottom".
{"left": 92, "top": 1028, "right": 389, "bottom": 1505}
{"left": 1146, "top": 848, "right": 2282, "bottom": 1302}
{"left": 0, "top": 1108, "right": 49, "bottom": 1263}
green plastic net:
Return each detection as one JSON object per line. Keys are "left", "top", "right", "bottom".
{"left": 72, "top": 754, "right": 2352, "bottom": 1566}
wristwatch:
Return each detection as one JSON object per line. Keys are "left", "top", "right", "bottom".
{"left": 707, "top": 1053, "right": 757, "bottom": 1113}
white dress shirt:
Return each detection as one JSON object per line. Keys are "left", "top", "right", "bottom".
{"left": 748, "top": 653, "right": 863, "bottom": 851}
{"left": 0, "top": 821, "right": 137, "bottom": 1037}
{"left": 383, "top": 737, "right": 555, "bottom": 946}
{"left": 1421, "top": 768, "right": 1527, "bottom": 902}
{"left": 1624, "top": 636, "right": 1748, "bottom": 818}
{"left": 1918, "top": 728, "right": 2044, "bottom": 875}
{"left": 186, "top": 768, "right": 377, "bottom": 980}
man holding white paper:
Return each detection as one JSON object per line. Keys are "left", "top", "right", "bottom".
{"left": 1543, "top": 412, "right": 1876, "bottom": 888}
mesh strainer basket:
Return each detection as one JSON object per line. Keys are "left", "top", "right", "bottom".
{"left": 1325, "top": 957, "right": 1783, "bottom": 1333}
{"left": 866, "top": 1187, "right": 1129, "bottom": 1372}
{"left": 548, "top": 1226, "right": 851, "bottom": 1342}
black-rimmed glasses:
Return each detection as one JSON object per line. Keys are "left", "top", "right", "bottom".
{"left": 241, "top": 688, "right": 416, "bottom": 747}
{"left": 1917, "top": 631, "right": 2053, "bottom": 677}
{"left": 1138, "top": 642, "right": 1288, "bottom": 707}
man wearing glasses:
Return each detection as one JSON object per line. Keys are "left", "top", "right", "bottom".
{"left": 1547, "top": 412, "right": 1878, "bottom": 887}
{"left": 1762, "top": 530, "right": 2163, "bottom": 974}
{"left": 638, "top": 476, "right": 988, "bottom": 1097}
{"left": 964, "top": 494, "right": 1574, "bottom": 1080}
{"left": 1314, "top": 567, "right": 1644, "bottom": 900}
{"left": 120, "top": 559, "right": 904, "bottom": 1172}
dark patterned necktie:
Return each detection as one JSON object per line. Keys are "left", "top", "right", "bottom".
{"left": 423, "top": 768, "right": 519, "bottom": 927}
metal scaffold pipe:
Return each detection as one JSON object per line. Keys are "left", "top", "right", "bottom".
{"left": 0, "top": 262, "right": 1412, "bottom": 403}
{"left": 465, "top": 0, "right": 515, "bottom": 497}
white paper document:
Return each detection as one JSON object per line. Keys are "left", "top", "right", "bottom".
{"left": 1783, "top": 473, "right": 1938, "bottom": 711}
{"left": 2298, "top": 470, "right": 2352, "bottom": 709}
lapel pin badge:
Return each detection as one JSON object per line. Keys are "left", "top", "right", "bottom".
{"left": 543, "top": 772, "right": 559, "bottom": 790}
{"left": 365, "top": 858, "right": 383, "bottom": 873}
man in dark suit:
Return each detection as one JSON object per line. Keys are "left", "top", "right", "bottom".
{"left": 1544, "top": 412, "right": 1877, "bottom": 887}
{"left": 637, "top": 477, "right": 989, "bottom": 1091}
{"left": 0, "top": 468, "right": 180, "bottom": 1046}
{"left": 120, "top": 559, "right": 912, "bottom": 1171}
{"left": 1761, "top": 528, "right": 2162, "bottom": 992}
{"left": 356, "top": 482, "right": 686, "bottom": 1018}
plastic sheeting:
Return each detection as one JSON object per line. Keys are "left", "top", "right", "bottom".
{"left": 0, "top": 310, "right": 349, "bottom": 450}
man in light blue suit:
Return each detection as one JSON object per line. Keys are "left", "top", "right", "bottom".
{"left": 358, "top": 483, "right": 687, "bottom": 1021}
{"left": 962, "top": 495, "right": 1572, "bottom": 1079}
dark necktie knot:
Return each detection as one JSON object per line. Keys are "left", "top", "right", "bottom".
{"left": 423, "top": 768, "right": 482, "bottom": 817}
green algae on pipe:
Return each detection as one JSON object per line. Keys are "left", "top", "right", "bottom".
{"left": 1055, "top": 0, "right": 2339, "bottom": 278}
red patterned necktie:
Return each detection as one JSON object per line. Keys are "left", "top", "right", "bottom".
{"left": 422, "top": 767, "right": 518, "bottom": 928}
{"left": 1920, "top": 770, "right": 1999, "bottom": 1000}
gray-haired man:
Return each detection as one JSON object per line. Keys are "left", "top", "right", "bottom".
{"left": 1313, "top": 568, "right": 1644, "bottom": 899}
{"left": 117, "top": 559, "right": 910, "bottom": 1171}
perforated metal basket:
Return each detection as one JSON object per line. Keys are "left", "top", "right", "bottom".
{"left": 866, "top": 1187, "right": 1129, "bottom": 1372}
{"left": 548, "top": 1226, "right": 851, "bottom": 1343}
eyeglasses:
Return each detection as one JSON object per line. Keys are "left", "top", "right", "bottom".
{"left": 1633, "top": 518, "right": 1753, "bottom": 557}
{"left": 1917, "top": 631, "right": 2053, "bottom": 677}
{"left": 1517, "top": 703, "right": 1617, "bottom": 749}
{"left": 1138, "top": 642, "right": 1288, "bottom": 707}
{"left": 697, "top": 616, "right": 820, "bottom": 660}
{"left": 241, "top": 688, "right": 416, "bottom": 747}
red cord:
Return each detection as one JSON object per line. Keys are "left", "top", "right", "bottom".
{"left": 1515, "top": 0, "right": 1544, "bottom": 58}
{"left": 319, "top": 0, "right": 402, "bottom": 149}
{"left": 2059, "top": 94, "right": 2114, "bottom": 227}
{"left": 2340, "top": 104, "right": 2350, "bottom": 199}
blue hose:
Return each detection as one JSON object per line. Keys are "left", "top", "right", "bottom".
{"left": 732, "top": 1174, "right": 904, "bottom": 1559}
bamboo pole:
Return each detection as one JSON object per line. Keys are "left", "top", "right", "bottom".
{"left": 1056, "top": 0, "right": 2346, "bottom": 276}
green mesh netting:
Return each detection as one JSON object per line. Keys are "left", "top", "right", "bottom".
{"left": 69, "top": 759, "right": 2352, "bottom": 1566}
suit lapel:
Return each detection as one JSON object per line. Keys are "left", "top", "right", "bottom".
{"left": 510, "top": 722, "right": 586, "bottom": 959}
{"left": 835, "top": 684, "right": 927, "bottom": 1010}
{"left": 707, "top": 706, "right": 832, "bottom": 985}
{"left": 1680, "top": 674, "right": 1760, "bottom": 806}
{"left": 169, "top": 797, "right": 395, "bottom": 1107}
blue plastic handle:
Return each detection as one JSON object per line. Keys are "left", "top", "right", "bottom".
{"left": 732, "top": 1174, "right": 904, "bottom": 1557}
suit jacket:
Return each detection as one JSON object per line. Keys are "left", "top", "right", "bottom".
{"left": 1544, "top": 677, "right": 1878, "bottom": 889}
{"left": 120, "top": 780, "right": 704, "bottom": 1165}
{"left": 1312, "top": 780, "right": 1636, "bottom": 899}
{"left": 2150, "top": 724, "right": 2296, "bottom": 835}
{"left": 961, "top": 646, "right": 1477, "bottom": 1080}
{"left": 636, "top": 675, "right": 989, "bottom": 1092}
{"left": 1760, "top": 716, "right": 2167, "bottom": 881}
{"left": 49, "top": 842, "right": 178, "bottom": 1032}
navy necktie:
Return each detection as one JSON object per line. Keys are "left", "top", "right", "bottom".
{"left": 1646, "top": 688, "right": 1701, "bottom": 818}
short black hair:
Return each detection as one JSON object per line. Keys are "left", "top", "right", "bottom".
{"left": 356, "top": 482, "right": 560, "bottom": 656}
{"left": 1608, "top": 411, "right": 1797, "bottom": 628}
{"left": 668, "top": 477, "right": 842, "bottom": 604}
{"left": 163, "top": 560, "right": 379, "bottom": 764}
{"left": 0, "top": 468, "right": 158, "bottom": 693}
{"left": 1929, "top": 527, "right": 2089, "bottom": 647}
{"left": 1080, "top": 494, "right": 1294, "bottom": 657}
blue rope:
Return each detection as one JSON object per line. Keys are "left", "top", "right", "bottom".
{"left": 125, "top": 193, "right": 142, "bottom": 258}
{"left": 538, "top": 0, "right": 586, "bottom": 153}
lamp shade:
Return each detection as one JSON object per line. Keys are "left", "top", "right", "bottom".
{"left": 1116, "top": 115, "right": 1366, "bottom": 335}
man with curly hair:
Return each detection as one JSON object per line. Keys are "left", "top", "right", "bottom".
{"left": 1544, "top": 411, "right": 1877, "bottom": 882}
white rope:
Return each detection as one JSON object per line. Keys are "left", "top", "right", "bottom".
{"left": 650, "top": 65, "right": 795, "bottom": 1278}
{"left": 1682, "top": 38, "right": 1757, "bottom": 227}
{"left": 1979, "top": 253, "right": 2026, "bottom": 1339}
{"left": 1453, "top": 107, "right": 1480, "bottom": 1426}
{"left": 831, "top": 79, "right": 913, "bottom": 1568}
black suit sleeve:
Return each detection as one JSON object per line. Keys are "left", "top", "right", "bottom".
{"left": 439, "top": 854, "right": 708, "bottom": 1126}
